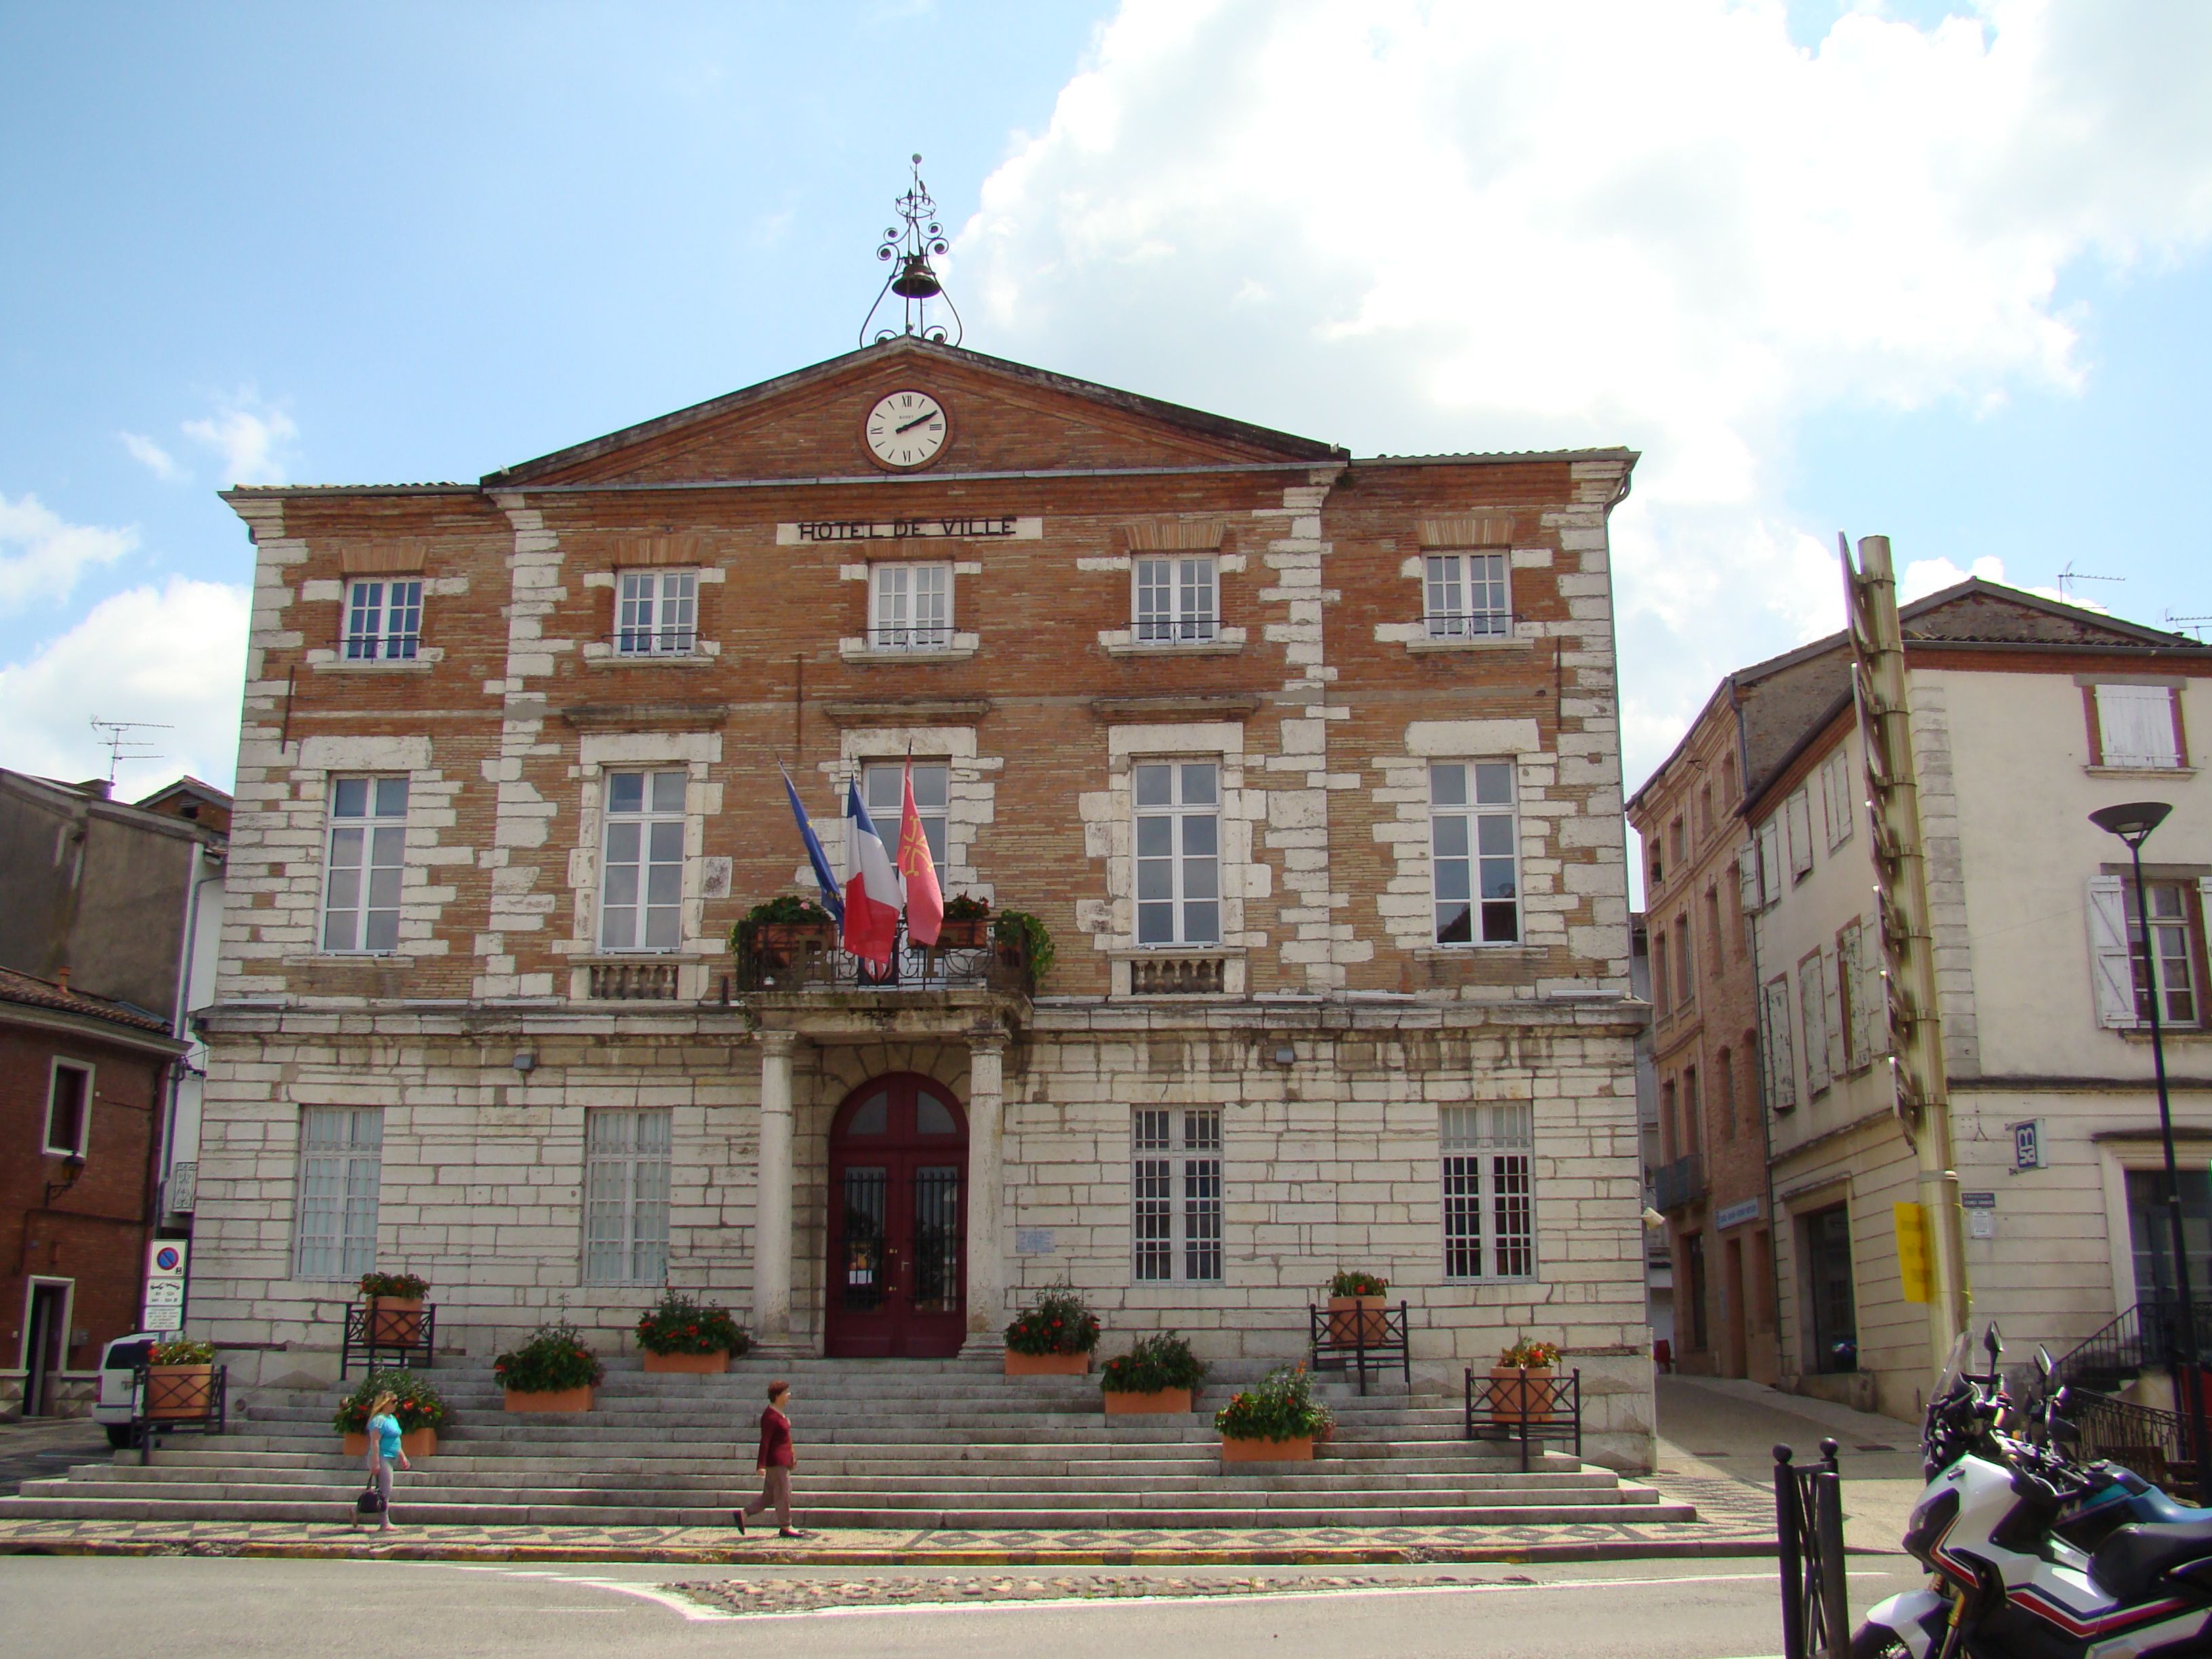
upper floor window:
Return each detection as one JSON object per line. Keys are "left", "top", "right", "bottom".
{"left": 344, "top": 579, "right": 421, "bottom": 661}
{"left": 2091, "top": 684, "right": 2186, "bottom": 769}
{"left": 1135, "top": 555, "right": 1218, "bottom": 643}
{"left": 1431, "top": 761, "right": 1519, "bottom": 945}
{"left": 871, "top": 562, "right": 952, "bottom": 649}
{"left": 600, "top": 771, "right": 685, "bottom": 952}
{"left": 617, "top": 569, "right": 697, "bottom": 656}
{"left": 322, "top": 777, "right": 408, "bottom": 953}
{"left": 863, "top": 761, "right": 948, "bottom": 865}
{"left": 1674, "top": 914, "right": 1694, "bottom": 1006}
{"left": 45, "top": 1062, "right": 91, "bottom": 1157}
{"left": 1134, "top": 760, "right": 1219, "bottom": 945}
{"left": 1424, "top": 552, "right": 1509, "bottom": 639}
{"left": 1785, "top": 786, "right": 1816, "bottom": 881}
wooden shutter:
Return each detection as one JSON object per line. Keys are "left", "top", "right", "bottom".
{"left": 2095, "top": 685, "right": 2180, "bottom": 769}
{"left": 1800, "top": 957, "right": 1831, "bottom": 1092}
{"left": 1761, "top": 978, "right": 1797, "bottom": 1110}
{"left": 1786, "top": 789, "right": 1815, "bottom": 878}
{"left": 2085, "top": 875, "right": 2137, "bottom": 1027}
{"left": 1822, "top": 947, "right": 1848, "bottom": 1080}
{"left": 1757, "top": 819, "right": 1782, "bottom": 906}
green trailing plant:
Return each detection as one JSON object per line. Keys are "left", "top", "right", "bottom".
{"left": 634, "top": 1291, "right": 750, "bottom": 1357}
{"left": 359, "top": 1271, "right": 428, "bottom": 1300}
{"left": 1004, "top": 1284, "right": 1099, "bottom": 1356}
{"left": 493, "top": 1319, "right": 605, "bottom": 1394}
{"left": 1328, "top": 1269, "right": 1387, "bottom": 1298}
{"left": 942, "top": 893, "right": 991, "bottom": 921}
{"left": 148, "top": 1338, "right": 215, "bottom": 1366}
{"left": 992, "top": 908, "right": 1054, "bottom": 980}
{"left": 1099, "top": 1332, "right": 1207, "bottom": 1395}
{"left": 332, "top": 1368, "right": 450, "bottom": 1434}
{"left": 1213, "top": 1364, "right": 1334, "bottom": 1443}
{"left": 729, "top": 894, "right": 837, "bottom": 957}
{"left": 1498, "top": 1337, "right": 1563, "bottom": 1370}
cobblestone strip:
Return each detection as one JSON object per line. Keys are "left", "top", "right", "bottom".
{"left": 668, "top": 1574, "right": 1518, "bottom": 1616}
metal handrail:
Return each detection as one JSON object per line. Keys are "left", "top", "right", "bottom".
{"left": 1307, "top": 1301, "right": 1412, "bottom": 1395}
{"left": 735, "top": 917, "right": 1031, "bottom": 996}
{"left": 2072, "top": 1391, "right": 2197, "bottom": 1490}
{"left": 341, "top": 1302, "right": 438, "bottom": 1378}
{"left": 2051, "top": 1298, "right": 2212, "bottom": 1394}
{"left": 129, "top": 1363, "right": 227, "bottom": 1463}
{"left": 1463, "top": 1366, "right": 1582, "bottom": 1471}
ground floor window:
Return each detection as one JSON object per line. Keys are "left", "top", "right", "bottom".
{"left": 1132, "top": 1108, "right": 1223, "bottom": 1283}
{"left": 1801, "top": 1203, "right": 1857, "bottom": 1374}
{"left": 584, "top": 1109, "right": 672, "bottom": 1284}
{"left": 1441, "top": 1104, "right": 1535, "bottom": 1279}
{"left": 295, "top": 1107, "right": 382, "bottom": 1281}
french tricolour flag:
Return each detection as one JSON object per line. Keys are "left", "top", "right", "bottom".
{"left": 840, "top": 779, "right": 902, "bottom": 966}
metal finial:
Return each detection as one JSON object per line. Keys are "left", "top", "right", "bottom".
{"left": 861, "top": 154, "right": 963, "bottom": 348}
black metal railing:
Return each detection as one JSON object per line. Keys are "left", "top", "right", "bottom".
{"left": 2072, "top": 1391, "right": 2198, "bottom": 1492}
{"left": 342, "top": 1302, "right": 438, "bottom": 1378}
{"left": 1423, "top": 611, "right": 1513, "bottom": 640}
{"left": 1654, "top": 1152, "right": 1705, "bottom": 1212}
{"left": 1776, "top": 1440, "right": 1848, "bottom": 1659}
{"left": 1307, "top": 1300, "right": 1411, "bottom": 1395}
{"left": 736, "top": 918, "right": 1032, "bottom": 996}
{"left": 2052, "top": 1298, "right": 2212, "bottom": 1395}
{"left": 129, "top": 1363, "right": 228, "bottom": 1463}
{"left": 865, "top": 626, "right": 956, "bottom": 650}
{"left": 1464, "top": 1366, "right": 1582, "bottom": 1471}
{"left": 1134, "top": 616, "right": 1219, "bottom": 644}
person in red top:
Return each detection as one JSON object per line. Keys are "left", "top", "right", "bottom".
{"left": 735, "top": 1379, "right": 806, "bottom": 1538}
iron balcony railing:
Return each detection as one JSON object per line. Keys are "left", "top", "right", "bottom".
{"left": 1653, "top": 1152, "right": 1706, "bottom": 1212}
{"left": 2072, "top": 1391, "right": 2198, "bottom": 1493}
{"left": 2051, "top": 1298, "right": 2212, "bottom": 1395}
{"left": 736, "top": 916, "right": 1033, "bottom": 997}
{"left": 1424, "top": 611, "right": 1513, "bottom": 640}
{"left": 865, "top": 625, "right": 957, "bottom": 650}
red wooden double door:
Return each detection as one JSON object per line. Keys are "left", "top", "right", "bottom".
{"left": 824, "top": 1074, "right": 968, "bottom": 1359}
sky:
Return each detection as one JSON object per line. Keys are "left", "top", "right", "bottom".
{"left": 3, "top": 0, "right": 2210, "bottom": 814}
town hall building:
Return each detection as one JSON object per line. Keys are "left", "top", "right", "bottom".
{"left": 186, "top": 326, "right": 1657, "bottom": 1466}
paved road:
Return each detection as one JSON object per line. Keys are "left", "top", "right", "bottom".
{"left": 0, "top": 1418, "right": 107, "bottom": 1497}
{"left": 0, "top": 1556, "right": 1927, "bottom": 1659}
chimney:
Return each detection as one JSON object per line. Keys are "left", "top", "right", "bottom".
{"left": 56, "top": 966, "right": 71, "bottom": 994}
{"left": 75, "top": 779, "right": 112, "bottom": 800}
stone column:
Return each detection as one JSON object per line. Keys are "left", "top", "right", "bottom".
{"left": 753, "top": 1029, "right": 796, "bottom": 1349}
{"left": 962, "top": 1029, "right": 1008, "bottom": 1351}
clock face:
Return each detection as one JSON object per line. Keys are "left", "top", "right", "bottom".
{"left": 863, "top": 389, "right": 950, "bottom": 470}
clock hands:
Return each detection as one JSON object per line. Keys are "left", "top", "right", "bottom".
{"left": 895, "top": 407, "right": 939, "bottom": 434}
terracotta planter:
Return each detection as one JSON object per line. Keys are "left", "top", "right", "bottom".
{"left": 146, "top": 1364, "right": 214, "bottom": 1420}
{"left": 1221, "top": 1434, "right": 1314, "bottom": 1463}
{"left": 752, "top": 922, "right": 836, "bottom": 972}
{"left": 642, "top": 1349, "right": 729, "bottom": 1375}
{"left": 365, "top": 1296, "right": 424, "bottom": 1347}
{"left": 1004, "top": 1348, "right": 1090, "bottom": 1376}
{"left": 1327, "top": 1294, "right": 1388, "bottom": 1345}
{"left": 934, "top": 917, "right": 989, "bottom": 949}
{"left": 504, "top": 1385, "right": 595, "bottom": 1413}
{"left": 1103, "top": 1387, "right": 1192, "bottom": 1415}
{"left": 1488, "top": 1366, "right": 1557, "bottom": 1425}
{"left": 343, "top": 1427, "right": 438, "bottom": 1459}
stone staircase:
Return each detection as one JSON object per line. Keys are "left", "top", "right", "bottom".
{"left": 0, "top": 1355, "right": 1695, "bottom": 1530}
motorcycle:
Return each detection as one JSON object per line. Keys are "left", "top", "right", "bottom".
{"left": 1856, "top": 1324, "right": 2212, "bottom": 1658}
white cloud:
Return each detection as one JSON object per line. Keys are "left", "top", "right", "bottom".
{"left": 958, "top": 0, "right": 2212, "bottom": 790}
{"left": 183, "top": 390, "right": 299, "bottom": 486}
{"left": 1899, "top": 550, "right": 2106, "bottom": 610}
{"left": 0, "top": 493, "right": 138, "bottom": 605}
{"left": 0, "top": 577, "right": 251, "bottom": 802}
{"left": 120, "top": 431, "right": 192, "bottom": 484}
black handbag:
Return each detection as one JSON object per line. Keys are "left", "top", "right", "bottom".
{"left": 356, "top": 1479, "right": 387, "bottom": 1518}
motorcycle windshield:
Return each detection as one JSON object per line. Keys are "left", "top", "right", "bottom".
{"left": 1923, "top": 1332, "right": 1974, "bottom": 1456}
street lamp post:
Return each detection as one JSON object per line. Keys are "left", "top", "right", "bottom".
{"left": 2089, "top": 801, "right": 2207, "bottom": 1505}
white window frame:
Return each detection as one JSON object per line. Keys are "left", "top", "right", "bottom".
{"left": 870, "top": 561, "right": 953, "bottom": 650}
{"left": 1132, "top": 1108, "right": 1223, "bottom": 1284}
{"left": 294, "top": 1107, "right": 382, "bottom": 1282}
{"left": 343, "top": 578, "right": 422, "bottom": 661}
{"left": 583, "top": 1108, "right": 672, "bottom": 1285}
{"left": 863, "top": 760, "right": 949, "bottom": 868}
{"left": 1134, "top": 555, "right": 1218, "bottom": 644}
{"left": 599, "top": 771, "right": 687, "bottom": 953}
{"left": 1430, "top": 760, "right": 1520, "bottom": 945}
{"left": 1423, "top": 551, "right": 1510, "bottom": 639}
{"left": 44, "top": 1061, "right": 92, "bottom": 1157}
{"left": 1133, "top": 760, "right": 1221, "bottom": 947}
{"left": 2093, "top": 684, "right": 2184, "bottom": 769}
{"left": 321, "top": 776, "right": 409, "bottom": 954}
{"left": 616, "top": 568, "right": 697, "bottom": 656}
{"left": 1441, "top": 1104, "right": 1536, "bottom": 1282}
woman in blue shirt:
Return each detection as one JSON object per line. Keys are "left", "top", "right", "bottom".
{"left": 359, "top": 1390, "right": 411, "bottom": 1532}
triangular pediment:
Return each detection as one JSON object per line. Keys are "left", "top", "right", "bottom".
{"left": 1899, "top": 580, "right": 2196, "bottom": 651}
{"left": 482, "top": 339, "right": 1343, "bottom": 488}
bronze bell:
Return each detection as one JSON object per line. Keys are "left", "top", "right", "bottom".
{"left": 890, "top": 253, "right": 942, "bottom": 300}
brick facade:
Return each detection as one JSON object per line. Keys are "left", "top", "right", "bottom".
{"left": 190, "top": 338, "right": 1658, "bottom": 1468}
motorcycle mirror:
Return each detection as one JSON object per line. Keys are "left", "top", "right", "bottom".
{"left": 1984, "top": 1322, "right": 2003, "bottom": 1376}
{"left": 2037, "top": 1346, "right": 2054, "bottom": 1378}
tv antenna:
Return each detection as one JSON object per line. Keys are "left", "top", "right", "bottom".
{"left": 88, "top": 718, "right": 170, "bottom": 783}
{"left": 2167, "top": 610, "right": 2212, "bottom": 642}
{"left": 2055, "top": 561, "right": 2125, "bottom": 606}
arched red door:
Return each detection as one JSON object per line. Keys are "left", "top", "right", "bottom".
{"left": 825, "top": 1074, "right": 968, "bottom": 1358}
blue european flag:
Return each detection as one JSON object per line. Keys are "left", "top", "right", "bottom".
{"left": 779, "top": 764, "right": 844, "bottom": 924}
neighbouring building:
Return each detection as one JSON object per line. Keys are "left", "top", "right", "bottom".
{"left": 1628, "top": 685, "right": 1774, "bottom": 1381}
{"left": 187, "top": 331, "right": 1659, "bottom": 1467}
{"left": 1629, "top": 912, "right": 1674, "bottom": 1353}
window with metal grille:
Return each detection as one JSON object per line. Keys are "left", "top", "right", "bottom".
{"left": 1441, "top": 1104, "right": 1535, "bottom": 1281}
{"left": 295, "top": 1107, "right": 382, "bottom": 1281}
{"left": 863, "top": 761, "right": 949, "bottom": 867}
{"left": 1132, "top": 1107, "right": 1223, "bottom": 1283}
{"left": 1423, "top": 552, "right": 1510, "bottom": 638}
{"left": 1134, "top": 760, "right": 1220, "bottom": 945}
{"left": 870, "top": 562, "right": 952, "bottom": 649}
{"left": 344, "top": 579, "right": 422, "bottom": 660}
{"left": 321, "top": 776, "right": 409, "bottom": 953}
{"left": 616, "top": 569, "right": 697, "bottom": 655}
{"left": 1134, "top": 556, "right": 1218, "bottom": 642}
{"left": 600, "top": 771, "right": 686, "bottom": 951}
{"left": 583, "top": 1108, "right": 670, "bottom": 1285}
{"left": 1430, "top": 761, "right": 1519, "bottom": 944}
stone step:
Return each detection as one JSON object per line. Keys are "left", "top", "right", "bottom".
{"left": 129, "top": 1448, "right": 1576, "bottom": 1479}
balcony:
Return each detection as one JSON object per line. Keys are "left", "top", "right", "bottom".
{"left": 735, "top": 919, "right": 1033, "bottom": 999}
{"left": 1653, "top": 1153, "right": 1706, "bottom": 1213}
